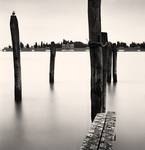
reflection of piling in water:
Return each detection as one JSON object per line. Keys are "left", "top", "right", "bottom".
{"left": 88, "top": 0, "right": 103, "bottom": 121}
{"left": 50, "top": 83, "right": 54, "bottom": 91}
{"left": 10, "top": 11, "right": 22, "bottom": 102}
{"left": 101, "top": 32, "right": 108, "bottom": 113}
{"left": 107, "top": 82, "right": 117, "bottom": 97}
{"left": 15, "top": 102, "right": 22, "bottom": 120}
{"left": 49, "top": 42, "right": 56, "bottom": 84}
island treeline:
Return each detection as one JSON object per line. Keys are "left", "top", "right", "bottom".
{"left": 2, "top": 40, "right": 145, "bottom": 52}
{"left": 2, "top": 39, "right": 88, "bottom": 52}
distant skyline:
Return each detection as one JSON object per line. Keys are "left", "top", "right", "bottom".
{"left": 1, "top": 0, "right": 145, "bottom": 48}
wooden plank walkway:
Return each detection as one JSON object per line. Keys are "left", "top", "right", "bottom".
{"left": 80, "top": 112, "right": 116, "bottom": 150}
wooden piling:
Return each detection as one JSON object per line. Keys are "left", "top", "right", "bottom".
{"left": 88, "top": 0, "right": 103, "bottom": 121}
{"left": 49, "top": 42, "right": 56, "bottom": 84}
{"left": 101, "top": 32, "right": 108, "bottom": 112}
{"left": 10, "top": 11, "right": 22, "bottom": 102}
{"left": 112, "top": 43, "right": 117, "bottom": 83}
{"left": 107, "top": 42, "right": 112, "bottom": 83}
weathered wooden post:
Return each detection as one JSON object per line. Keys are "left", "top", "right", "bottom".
{"left": 112, "top": 43, "right": 117, "bottom": 83}
{"left": 101, "top": 32, "right": 108, "bottom": 112}
{"left": 88, "top": 0, "right": 103, "bottom": 121}
{"left": 107, "top": 42, "right": 112, "bottom": 83}
{"left": 10, "top": 11, "right": 22, "bottom": 102}
{"left": 49, "top": 41, "right": 56, "bottom": 84}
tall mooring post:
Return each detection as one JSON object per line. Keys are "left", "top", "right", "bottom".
{"left": 101, "top": 32, "right": 108, "bottom": 113}
{"left": 88, "top": 0, "right": 103, "bottom": 121}
{"left": 112, "top": 43, "right": 117, "bottom": 83}
{"left": 107, "top": 42, "right": 112, "bottom": 83}
{"left": 49, "top": 41, "right": 56, "bottom": 84}
{"left": 10, "top": 11, "right": 22, "bottom": 102}
{"left": 107, "top": 43, "right": 118, "bottom": 83}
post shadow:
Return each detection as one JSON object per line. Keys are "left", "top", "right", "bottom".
{"left": 15, "top": 101, "right": 22, "bottom": 120}
{"left": 108, "top": 82, "right": 117, "bottom": 93}
{"left": 50, "top": 83, "right": 54, "bottom": 91}
{"left": 10, "top": 11, "right": 22, "bottom": 102}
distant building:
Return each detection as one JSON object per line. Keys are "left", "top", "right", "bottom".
{"left": 2, "top": 47, "right": 12, "bottom": 52}
{"left": 62, "top": 41, "right": 74, "bottom": 49}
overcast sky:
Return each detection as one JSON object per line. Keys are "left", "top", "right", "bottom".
{"left": 0, "top": 0, "right": 145, "bottom": 48}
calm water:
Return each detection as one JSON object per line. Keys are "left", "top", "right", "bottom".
{"left": 0, "top": 51, "right": 145, "bottom": 150}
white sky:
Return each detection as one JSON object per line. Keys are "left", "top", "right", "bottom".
{"left": 1, "top": 0, "right": 145, "bottom": 48}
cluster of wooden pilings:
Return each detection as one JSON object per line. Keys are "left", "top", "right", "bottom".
{"left": 10, "top": 2, "right": 117, "bottom": 122}
{"left": 88, "top": 0, "right": 117, "bottom": 121}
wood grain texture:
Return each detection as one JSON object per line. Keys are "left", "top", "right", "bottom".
{"left": 10, "top": 13, "right": 22, "bottom": 102}
{"left": 88, "top": 0, "right": 103, "bottom": 122}
{"left": 101, "top": 32, "right": 108, "bottom": 113}
{"left": 80, "top": 112, "right": 116, "bottom": 150}
{"left": 49, "top": 42, "right": 56, "bottom": 84}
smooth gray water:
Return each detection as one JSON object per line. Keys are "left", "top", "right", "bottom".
{"left": 108, "top": 52, "right": 145, "bottom": 150}
{"left": 0, "top": 51, "right": 145, "bottom": 150}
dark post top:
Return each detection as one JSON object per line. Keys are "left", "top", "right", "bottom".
{"left": 101, "top": 32, "right": 108, "bottom": 47}
{"left": 101, "top": 32, "right": 108, "bottom": 43}
{"left": 10, "top": 11, "right": 20, "bottom": 53}
{"left": 50, "top": 41, "right": 55, "bottom": 47}
{"left": 88, "top": 0, "right": 101, "bottom": 47}
{"left": 112, "top": 43, "right": 118, "bottom": 53}
{"left": 12, "top": 11, "right": 16, "bottom": 16}
{"left": 50, "top": 41, "right": 56, "bottom": 55}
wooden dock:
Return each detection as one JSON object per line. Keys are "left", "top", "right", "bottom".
{"left": 80, "top": 112, "right": 116, "bottom": 150}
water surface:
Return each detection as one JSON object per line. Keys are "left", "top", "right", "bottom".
{"left": 0, "top": 51, "right": 145, "bottom": 150}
